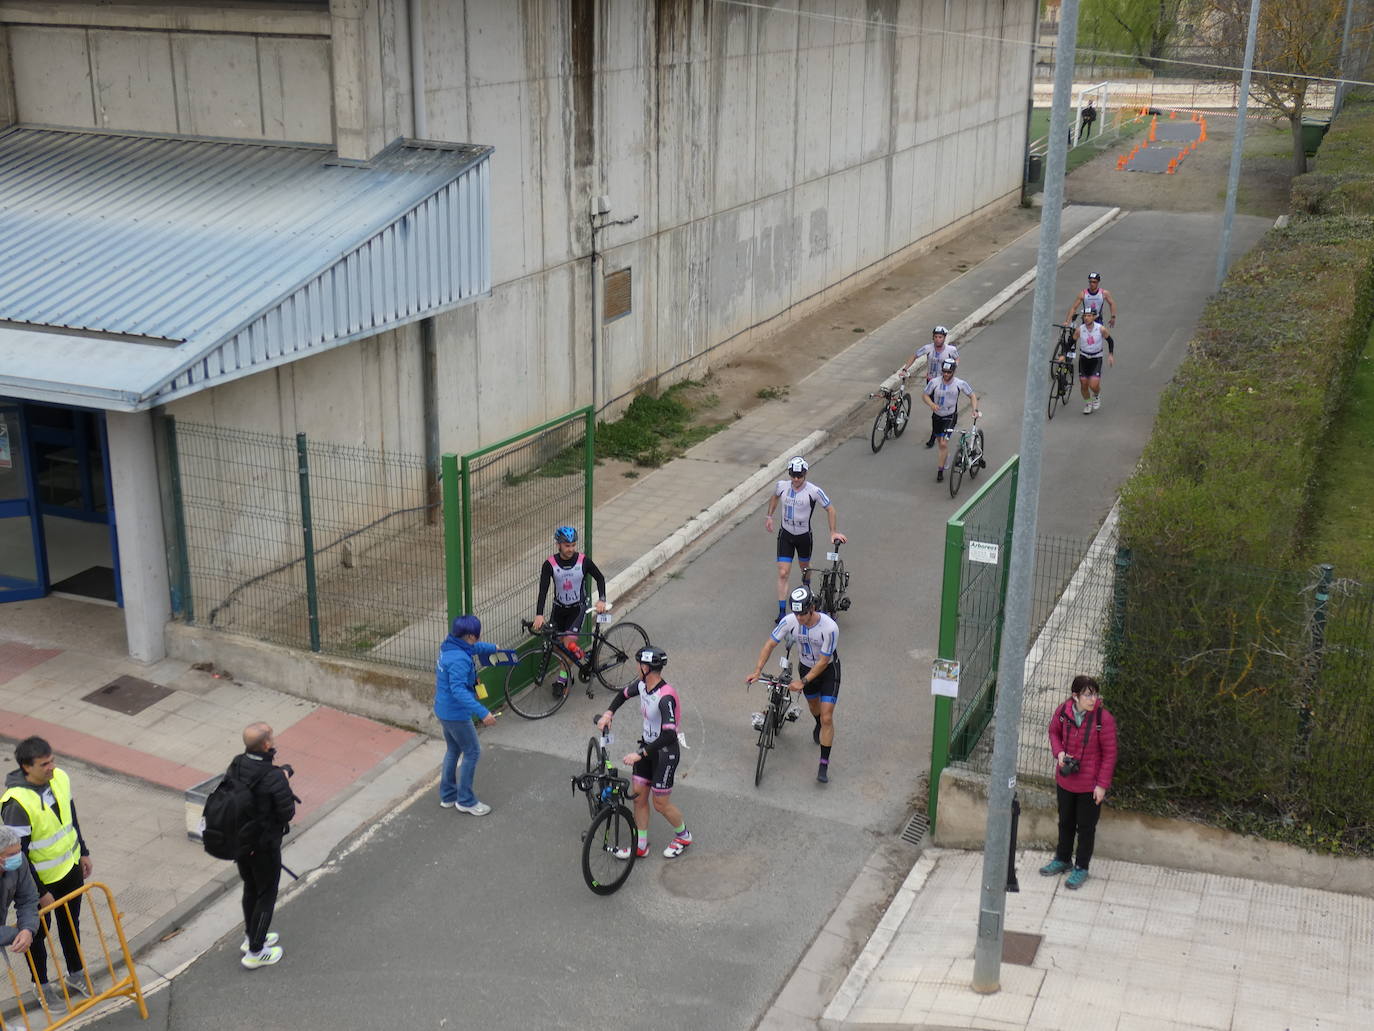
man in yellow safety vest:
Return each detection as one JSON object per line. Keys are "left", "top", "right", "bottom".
{"left": 1, "top": 737, "right": 92, "bottom": 1004}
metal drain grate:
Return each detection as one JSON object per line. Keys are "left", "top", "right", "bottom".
{"left": 83, "top": 675, "right": 173, "bottom": 716}
{"left": 900, "top": 811, "right": 929, "bottom": 845}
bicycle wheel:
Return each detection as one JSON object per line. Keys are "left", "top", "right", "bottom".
{"left": 969, "top": 430, "right": 985, "bottom": 480}
{"left": 754, "top": 705, "right": 775, "bottom": 787}
{"left": 833, "top": 561, "right": 848, "bottom": 611}
{"left": 894, "top": 394, "right": 913, "bottom": 437}
{"left": 817, "top": 571, "right": 835, "bottom": 615}
{"left": 584, "top": 736, "right": 606, "bottom": 819}
{"left": 593, "top": 621, "right": 650, "bottom": 692}
{"left": 870, "top": 408, "right": 888, "bottom": 453}
{"left": 581, "top": 804, "right": 638, "bottom": 895}
{"left": 949, "top": 442, "right": 966, "bottom": 498}
{"left": 1047, "top": 367, "right": 1059, "bottom": 419}
{"left": 503, "top": 645, "right": 572, "bottom": 719}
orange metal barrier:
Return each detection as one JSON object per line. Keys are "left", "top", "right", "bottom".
{"left": 0, "top": 882, "right": 147, "bottom": 1029}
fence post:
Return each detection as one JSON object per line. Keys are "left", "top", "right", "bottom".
{"left": 162, "top": 416, "right": 193, "bottom": 623}
{"left": 583, "top": 406, "right": 595, "bottom": 557}
{"left": 296, "top": 433, "right": 321, "bottom": 652}
{"left": 1296, "top": 563, "right": 1334, "bottom": 763}
{"left": 460, "top": 452, "right": 475, "bottom": 615}
{"left": 929, "top": 518, "right": 966, "bottom": 826}
{"left": 442, "top": 453, "right": 462, "bottom": 624}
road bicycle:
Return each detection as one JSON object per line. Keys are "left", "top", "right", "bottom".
{"left": 814, "top": 539, "right": 850, "bottom": 618}
{"left": 947, "top": 411, "right": 986, "bottom": 499}
{"left": 749, "top": 655, "right": 800, "bottom": 787}
{"left": 568, "top": 720, "right": 637, "bottom": 896}
{"left": 1046, "top": 323, "right": 1076, "bottom": 420}
{"left": 570, "top": 721, "right": 639, "bottom": 895}
{"left": 868, "top": 379, "right": 912, "bottom": 453}
{"left": 505, "top": 607, "right": 649, "bottom": 719}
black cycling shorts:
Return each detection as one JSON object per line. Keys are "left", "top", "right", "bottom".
{"left": 932, "top": 412, "right": 957, "bottom": 438}
{"left": 801, "top": 656, "right": 841, "bottom": 703}
{"left": 1078, "top": 354, "right": 1104, "bottom": 379}
{"left": 549, "top": 602, "right": 583, "bottom": 635}
{"left": 776, "top": 528, "right": 814, "bottom": 564}
{"left": 631, "top": 746, "right": 680, "bottom": 794}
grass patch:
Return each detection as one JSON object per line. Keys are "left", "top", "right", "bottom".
{"left": 597, "top": 378, "right": 733, "bottom": 467}
{"left": 1029, "top": 107, "right": 1149, "bottom": 175}
{"left": 756, "top": 385, "right": 789, "bottom": 401}
{"left": 1306, "top": 319, "right": 1374, "bottom": 577}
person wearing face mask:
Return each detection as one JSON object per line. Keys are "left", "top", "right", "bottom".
{"left": 1, "top": 736, "right": 92, "bottom": 1004}
{"left": 0, "top": 825, "right": 39, "bottom": 964}
{"left": 228, "top": 723, "right": 296, "bottom": 970}
{"left": 1040, "top": 675, "right": 1118, "bottom": 889}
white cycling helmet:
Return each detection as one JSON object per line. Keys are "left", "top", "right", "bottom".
{"left": 786, "top": 456, "right": 808, "bottom": 476}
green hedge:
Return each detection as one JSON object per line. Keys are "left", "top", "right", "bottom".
{"left": 1291, "top": 90, "right": 1374, "bottom": 215}
{"left": 1119, "top": 216, "right": 1374, "bottom": 564}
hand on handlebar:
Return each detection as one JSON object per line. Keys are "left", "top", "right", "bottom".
{"left": 831, "top": 532, "right": 847, "bottom": 544}
{"left": 531, "top": 614, "right": 545, "bottom": 631}
{"left": 745, "top": 670, "right": 762, "bottom": 685}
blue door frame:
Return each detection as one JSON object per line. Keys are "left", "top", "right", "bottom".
{"left": 0, "top": 402, "right": 50, "bottom": 600}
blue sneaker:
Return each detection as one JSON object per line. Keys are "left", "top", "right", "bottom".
{"left": 1039, "top": 858, "right": 1071, "bottom": 876}
{"left": 1065, "top": 867, "right": 1090, "bottom": 889}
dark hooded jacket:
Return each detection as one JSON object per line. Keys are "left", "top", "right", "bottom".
{"left": 227, "top": 750, "right": 296, "bottom": 851}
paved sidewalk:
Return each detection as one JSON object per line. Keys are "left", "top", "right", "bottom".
{"left": 818, "top": 847, "right": 1374, "bottom": 1031}
{"left": 0, "top": 598, "right": 421, "bottom": 950}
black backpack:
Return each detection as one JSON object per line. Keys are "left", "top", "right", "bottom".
{"left": 200, "top": 766, "right": 263, "bottom": 861}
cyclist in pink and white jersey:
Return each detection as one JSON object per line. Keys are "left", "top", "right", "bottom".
{"left": 597, "top": 647, "right": 692, "bottom": 860}
{"left": 532, "top": 526, "right": 608, "bottom": 692}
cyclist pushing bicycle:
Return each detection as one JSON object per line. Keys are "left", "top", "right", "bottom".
{"left": 899, "top": 325, "right": 959, "bottom": 448}
{"left": 532, "top": 526, "right": 609, "bottom": 694}
{"left": 923, "top": 359, "right": 980, "bottom": 484}
{"left": 597, "top": 647, "right": 692, "bottom": 860}
{"left": 747, "top": 586, "right": 840, "bottom": 783}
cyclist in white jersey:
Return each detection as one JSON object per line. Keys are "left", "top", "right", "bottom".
{"left": 531, "top": 526, "right": 608, "bottom": 693}
{"left": 747, "top": 586, "right": 841, "bottom": 783}
{"left": 765, "top": 456, "right": 846, "bottom": 623}
{"left": 899, "top": 326, "right": 960, "bottom": 448}
{"left": 597, "top": 647, "right": 692, "bottom": 859}
{"left": 1073, "top": 306, "right": 1114, "bottom": 413}
{"left": 923, "top": 359, "right": 979, "bottom": 483}
{"left": 1065, "top": 272, "right": 1117, "bottom": 350}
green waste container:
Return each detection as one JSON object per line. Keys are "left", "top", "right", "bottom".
{"left": 1301, "top": 118, "right": 1330, "bottom": 158}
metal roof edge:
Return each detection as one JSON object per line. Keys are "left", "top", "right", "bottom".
{"left": 145, "top": 148, "right": 493, "bottom": 397}
{"left": 0, "top": 375, "right": 143, "bottom": 412}
{"left": 147, "top": 287, "right": 494, "bottom": 410}
{"left": 9, "top": 122, "right": 337, "bottom": 152}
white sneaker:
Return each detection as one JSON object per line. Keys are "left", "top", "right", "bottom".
{"left": 1083, "top": 402, "right": 1093, "bottom": 414}
{"left": 455, "top": 801, "right": 491, "bottom": 816}
{"left": 1091, "top": 396, "right": 1101, "bottom": 411}
{"left": 241, "top": 945, "right": 284, "bottom": 970}
{"left": 241, "top": 932, "right": 280, "bottom": 953}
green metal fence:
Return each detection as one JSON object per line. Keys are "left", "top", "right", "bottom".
{"left": 167, "top": 418, "right": 445, "bottom": 671}
{"left": 928, "top": 456, "right": 1018, "bottom": 822}
{"left": 166, "top": 409, "right": 596, "bottom": 691}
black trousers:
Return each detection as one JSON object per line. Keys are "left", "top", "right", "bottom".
{"left": 31, "top": 864, "right": 84, "bottom": 984}
{"left": 1054, "top": 784, "right": 1103, "bottom": 870}
{"left": 236, "top": 845, "right": 283, "bottom": 953}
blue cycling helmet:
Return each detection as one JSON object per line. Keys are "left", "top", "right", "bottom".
{"left": 451, "top": 614, "right": 481, "bottom": 638}
{"left": 554, "top": 526, "right": 578, "bottom": 544}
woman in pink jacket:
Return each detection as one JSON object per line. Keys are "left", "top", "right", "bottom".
{"left": 1040, "top": 675, "right": 1118, "bottom": 889}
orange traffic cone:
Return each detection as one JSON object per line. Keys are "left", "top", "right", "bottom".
{"left": 1167, "top": 159, "right": 1177, "bottom": 174}
{"left": 1169, "top": 110, "right": 1176, "bottom": 119}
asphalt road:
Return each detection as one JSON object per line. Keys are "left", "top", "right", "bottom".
{"left": 85, "top": 210, "right": 1270, "bottom": 1031}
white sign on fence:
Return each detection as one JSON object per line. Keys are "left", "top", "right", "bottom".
{"left": 969, "top": 541, "right": 999, "bottom": 565}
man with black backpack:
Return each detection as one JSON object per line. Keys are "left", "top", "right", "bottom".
{"left": 204, "top": 723, "right": 296, "bottom": 970}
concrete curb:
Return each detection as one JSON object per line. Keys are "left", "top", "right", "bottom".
{"left": 605, "top": 428, "right": 830, "bottom": 601}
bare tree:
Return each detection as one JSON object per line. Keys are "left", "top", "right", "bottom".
{"left": 1204, "top": 0, "right": 1369, "bottom": 175}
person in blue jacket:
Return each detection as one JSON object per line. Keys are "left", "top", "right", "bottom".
{"left": 435, "top": 614, "right": 499, "bottom": 816}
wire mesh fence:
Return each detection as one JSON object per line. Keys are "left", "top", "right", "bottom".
{"left": 168, "top": 419, "right": 444, "bottom": 671}
{"left": 461, "top": 409, "right": 593, "bottom": 650}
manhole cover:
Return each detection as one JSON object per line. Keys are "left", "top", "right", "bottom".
{"left": 660, "top": 852, "right": 757, "bottom": 901}
{"left": 83, "top": 676, "right": 173, "bottom": 716}
{"left": 1002, "top": 930, "right": 1042, "bottom": 967}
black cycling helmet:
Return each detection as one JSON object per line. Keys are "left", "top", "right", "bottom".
{"left": 1087, "top": 272, "right": 1101, "bottom": 282}
{"left": 554, "top": 525, "right": 578, "bottom": 544}
{"left": 1081, "top": 306, "right": 1097, "bottom": 317}
{"left": 637, "top": 646, "right": 668, "bottom": 671}
{"left": 932, "top": 325, "right": 949, "bottom": 336}
{"left": 940, "top": 358, "right": 958, "bottom": 374}
{"left": 788, "top": 586, "right": 815, "bottom": 613}
{"left": 786, "top": 456, "right": 808, "bottom": 476}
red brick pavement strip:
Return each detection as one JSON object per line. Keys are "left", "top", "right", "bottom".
{"left": 0, "top": 709, "right": 215, "bottom": 790}
{"left": 274, "top": 707, "right": 416, "bottom": 821}
{"left": 0, "top": 642, "right": 62, "bottom": 684}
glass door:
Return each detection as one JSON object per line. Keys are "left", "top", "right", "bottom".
{"left": 0, "top": 402, "right": 48, "bottom": 600}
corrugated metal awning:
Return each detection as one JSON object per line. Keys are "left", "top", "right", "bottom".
{"left": 0, "top": 126, "right": 491, "bottom": 411}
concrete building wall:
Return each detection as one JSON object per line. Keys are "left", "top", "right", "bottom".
{"left": 4, "top": 0, "right": 1034, "bottom": 458}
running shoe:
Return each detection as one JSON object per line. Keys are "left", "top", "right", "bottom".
{"left": 663, "top": 833, "right": 693, "bottom": 858}
{"left": 816, "top": 762, "right": 829, "bottom": 783}
{"left": 614, "top": 841, "right": 650, "bottom": 860}
{"left": 936, "top": 468, "right": 944, "bottom": 482}
{"left": 241, "top": 945, "right": 284, "bottom": 970}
